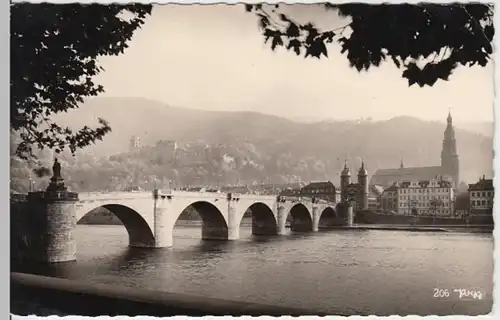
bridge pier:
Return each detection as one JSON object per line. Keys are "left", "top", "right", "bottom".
{"left": 21, "top": 159, "right": 80, "bottom": 263}
{"left": 312, "top": 206, "right": 320, "bottom": 232}
{"left": 152, "top": 197, "right": 169, "bottom": 248}
{"left": 277, "top": 205, "right": 287, "bottom": 235}
{"left": 226, "top": 204, "right": 240, "bottom": 240}
{"left": 345, "top": 203, "right": 354, "bottom": 227}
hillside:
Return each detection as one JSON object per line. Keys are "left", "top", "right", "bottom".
{"left": 12, "top": 97, "right": 493, "bottom": 192}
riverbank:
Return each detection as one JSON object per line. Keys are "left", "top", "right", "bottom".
{"left": 356, "top": 210, "right": 494, "bottom": 227}
{"left": 321, "top": 224, "right": 493, "bottom": 233}
{"left": 11, "top": 272, "right": 325, "bottom": 316}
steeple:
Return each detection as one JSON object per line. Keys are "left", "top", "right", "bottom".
{"left": 340, "top": 160, "right": 351, "bottom": 202}
{"left": 357, "top": 158, "right": 369, "bottom": 211}
{"left": 358, "top": 159, "right": 367, "bottom": 176}
{"left": 400, "top": 159, "right": 404, "bottom": 169}
{"left": 441, "top": 110, "right": 459, "bottom": 186}
{"left": 341, "top": 160, "right": 351, "bottom": 176}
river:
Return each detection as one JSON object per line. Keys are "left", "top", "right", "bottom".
{"left": 14, "top": 225, "right": 493, "bottom": 316}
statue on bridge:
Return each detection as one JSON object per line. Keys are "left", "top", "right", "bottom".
{"left": 53, "top": 158, "right": 61, "bottom": 179}
{"left": 46, "top": 158, "right": 67, "bottom": 192}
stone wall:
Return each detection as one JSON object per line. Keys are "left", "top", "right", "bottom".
{"left": 469, "top": 214, "right": 494, "bottom": 225}
{"left": 11, "top": 272, "right": 322, "bottom": 316}
{"left": 355, "top": 210, "right": 492, "bottom": 226}
{"left": 11, "top": 191, "right": 79, "bottom": 263}
{"left": 11, "top": 199, "right": 30, "bottom": 262}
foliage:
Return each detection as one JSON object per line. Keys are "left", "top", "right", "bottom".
{"left": 10, "top": 3, "right": 152, "bottom": 159}
{"left": 246, "top": 3, "right": 494, "bottom": 87}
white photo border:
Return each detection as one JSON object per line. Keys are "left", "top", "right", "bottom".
{"left": 5, "top": 0, "right": 498, "bottom": 319}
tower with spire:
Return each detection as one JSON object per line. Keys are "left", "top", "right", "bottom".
{"left": 357, "top": 160, "right": 369, "bottom": 210}
{"left": 340, "top": 160, "right": 351, "bottom": 202}
{"left": 340, "top": 159, "right": 369, "bottom": 211}
{"left": 441, "top": 110, "right": 460, "bottom": 187}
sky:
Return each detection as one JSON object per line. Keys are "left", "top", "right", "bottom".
{"left": 94, "top": 4, "right": 495, "bottom": 123}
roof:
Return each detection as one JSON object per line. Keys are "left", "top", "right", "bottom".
{"left": 370, "top": 166, "right": 445, "bottom": 186}
{"left": 383, "top": 184, "right": 399, "bottom": 192}
{"left": 221, "top": 186, "right": 251, "bottom": 193}
{"left": 280, "top": 188, "right": 301, "bottom": 196}
{"left": 286, "top": 182, "right": 306, "bottom": 189}
{"left": 302, "top": 181, "right": 335, "bottom": 189}
{"left": 370, "top": 185, "right": 385, "bottom": 196}
{"left": 469, "top": 178, "right": 494, "bottom": 191}
{"left": 400, "top": 179, "right": 453, "bottom": 189}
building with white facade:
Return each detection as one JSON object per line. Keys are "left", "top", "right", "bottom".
{"left": 381, "top": 177, "right": 455, "bottom": 216}
{"left": 398, "top": 178, "right": 454, "bottom": 216}
{"left": 468, "top": 175, "right": 494, "bottom": 216}
{"left": 129, "top": 136, "right": 142, "bottom": 151}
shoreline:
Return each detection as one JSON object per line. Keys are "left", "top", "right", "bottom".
{"left": 321, "top": 224, "right": 493, "bottom": 233}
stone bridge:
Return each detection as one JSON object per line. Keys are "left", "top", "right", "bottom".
{"left": 12, "top": 159, "right": 352, "bottom": 263}
{"left": 76, "top": 190, "right": 344, "bottom": 248}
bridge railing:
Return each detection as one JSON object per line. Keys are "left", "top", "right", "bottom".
{"left": 78, "top": 191, "right": 153, "bottom": 201}
{"left": 77, "top": 190, "right": 336, "bottom": 205}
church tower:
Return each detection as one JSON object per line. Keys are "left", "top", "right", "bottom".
{"left": 357, "top": 160, "right": 369, "bottom": 210}
{"left": 441, "top": 111, "right": 460, "bottom": 187}
{"left": 340, "top": 161, "right": 351, "bottom": 202}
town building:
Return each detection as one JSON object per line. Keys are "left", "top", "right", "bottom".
{"left": 340, "top": 161, "right": 369, "bottom": 211}
{"left": 129, "top": 135, "right": 142, "bottom": 151}
{"left": 156, "top": 140, "right": 177, "bottom": 153}
{"left": 279, "top": 182, "right": 306, "bottom": 197}
{"left": 386, "top": 177, "right": 455, "bottom": 216}
{"left": 220, "top": 185, "right": 251, "bottom": 194}
{"left": 380, "top": 183, "right": 399, "bottom": 212}
{"left": 176, "top": 142, "right": 209, "bottom": 167}
{"left": 154, "top": 139, "right": 178, "bottom": 164}
{"left": 368, "top": 185, "right": 384, "bottom": 210}
{"left": 370, "top": 112, "right": 460, "bottom": 188}
{"left": 299, "top": 181, "right": 338, "bottom": 202}
{"left": 468, "top": 176, "right": 494, "bottom": 216}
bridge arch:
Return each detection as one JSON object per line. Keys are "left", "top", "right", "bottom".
{"left": 175, "top": 201, "right": 229, "bottom": 241}
{"left": 240, "top": 202, "right": 277, "bottom": 235}
{"left": 318, "top": 206, "right": 343, "bottom": 229}
{"left": 77, "top": 204, "right": 155, "bottom": 248}
{"left": 287, "top": 203, "right": 313, "bottom": 232}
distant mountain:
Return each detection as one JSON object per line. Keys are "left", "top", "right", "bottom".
{"left": 455, "top": 121, "right": 494, "bottom": 137}
{"left": 38, "top": 97, "right": 493, "bottom": 191}
{"left": 286, "top": 117, "right": 494, "bottom": 137}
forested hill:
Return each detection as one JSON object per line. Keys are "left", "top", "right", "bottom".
{"left": 10, "top": 97, "right": 493, "bottom": 192}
